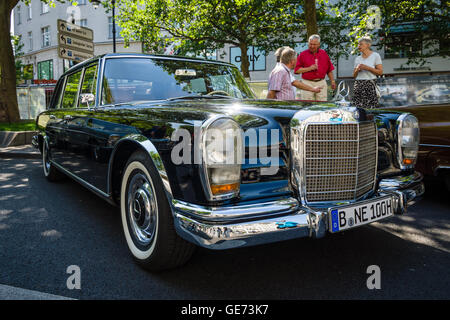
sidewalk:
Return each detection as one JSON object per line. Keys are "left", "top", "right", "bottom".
{"left": 0, "top": 144, "right": 40, "bottom": 159}
{"left": 0, "top": 284, "right": 74, "bottom": 300}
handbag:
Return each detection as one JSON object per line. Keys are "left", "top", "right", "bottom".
{"left": 371, "top": 80, "right": 381, "bottom": 99}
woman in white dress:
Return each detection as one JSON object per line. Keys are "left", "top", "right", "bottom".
{"left": 353, "top": 36, "right": 383, "bottom": 108}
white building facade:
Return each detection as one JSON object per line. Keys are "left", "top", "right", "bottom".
{"left": 13, "top": 0, "right": 143, "bottom": 83}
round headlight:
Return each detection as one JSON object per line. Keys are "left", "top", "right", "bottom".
{"left": 397, "top": 113, "right": 420, "bottom": 169}
{"left": 202, "top": 116, "right": 243, "bottom": 200}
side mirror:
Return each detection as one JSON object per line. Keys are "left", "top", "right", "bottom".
{"left": 80, "top": 93, "right": 95, "bottom": 109}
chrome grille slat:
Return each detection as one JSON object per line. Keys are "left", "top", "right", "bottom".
{"left": 302, "top": 122, "right": 377, "bottom": 203}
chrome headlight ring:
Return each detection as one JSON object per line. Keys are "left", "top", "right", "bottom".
{"left": 396, "top": 113, "right": 420, "bottom": 170}
{"left": 199, "top": 115, "right": 243, "bottom": 201}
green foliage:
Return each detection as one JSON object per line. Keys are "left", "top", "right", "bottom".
{"left": 107, "top": 0, "right": 358, "bottom": 76}
{"left": 115, "top": 0, "right": 304, "bottom": 51}
{"left": 331, "top": 0, "right": 450, "bottom": 65}
{"left": 0, "top": 120, "right": 35, "bottom": 131}
{"left": 11, "top": 34, "right": 25, "bottom": 85}
{"left": 110, "top": 0, "right": 309, "bottom": 76}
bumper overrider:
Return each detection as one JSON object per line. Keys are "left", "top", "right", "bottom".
{"left": 172, "top": 172, "right": 424, "bottom": 250}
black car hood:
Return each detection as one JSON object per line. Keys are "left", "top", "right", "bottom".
{"left": 111, "top": 98, "right": 341, "bottom": 133}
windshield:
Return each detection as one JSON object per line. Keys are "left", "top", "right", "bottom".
{"left": 101, "top": 57, "right": 255, "bottom": 104}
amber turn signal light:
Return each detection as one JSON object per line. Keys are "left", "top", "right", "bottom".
{"left": 211, "top": 183, "right": 239, "bottom": 195}
{"left": 403, "top": 158, "right": 414, "bottom": 165}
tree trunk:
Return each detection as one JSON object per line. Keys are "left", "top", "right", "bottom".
{"left": 304, "top": 0, "right": 318, "bottom": 38}
{"left": 0, "top": 0, "right": 20, "bottom": 123}
{"left": 239, "top": 42, "right": 250, "bottom": 79}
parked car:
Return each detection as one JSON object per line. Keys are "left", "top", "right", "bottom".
{"left": 383, "top": 101, "right": 450, "bottom": 191}
{"left": 33, "top": 53, "right": 424, "bottom": 271}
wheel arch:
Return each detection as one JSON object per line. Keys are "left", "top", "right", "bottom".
{"left": 108, "top": 135, "right": 172, "bottom": 205}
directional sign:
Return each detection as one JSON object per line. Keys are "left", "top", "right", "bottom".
{"left": 57, "top": 19, "right": 94, "bottom": 62}
{"left": 57, "top": 19, "right": 93, "bottom": 41}
{"left": 59, "top": 34, "right": 94, "bottom": 53}
{"left": 58, "top": 46, "right": 93, "bottom": 62}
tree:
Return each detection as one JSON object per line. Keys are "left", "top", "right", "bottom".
{"left": 332, "top": 0, "right": 450, "bottom": 66}
{"left": 0, "top": 0, "right": 22, "bottom": 122}
{"left": 12, "top": 34, "right": 25, "bottom": 85}
{"left": 304, "top": 0, "right": 318, "bottom": 37}
{"left": 113, "top": 0, "right": 310, "bottom": 78}
{"left": 0, "top": 0, "right": 67, "bottom": 123}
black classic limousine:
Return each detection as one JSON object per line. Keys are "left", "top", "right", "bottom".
{"left": 33, "top": 53, "right": 424, "bottom": 271}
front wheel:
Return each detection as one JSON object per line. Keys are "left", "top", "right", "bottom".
{"left": 120, "top": 150, "right": 195, "bottom": 271}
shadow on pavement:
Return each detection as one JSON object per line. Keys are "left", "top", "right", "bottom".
{"left": 0, "top": 159, "right": 448, "bottom": 300}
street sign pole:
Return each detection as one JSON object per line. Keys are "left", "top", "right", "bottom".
{"left": 112, "top": 0, "right": 116, "bottom": 53}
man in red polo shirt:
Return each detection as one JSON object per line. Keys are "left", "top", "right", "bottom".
{"left": 294, "top": 34, "right": 336, "bottom": 101}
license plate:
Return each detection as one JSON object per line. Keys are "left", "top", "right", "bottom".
{"left": 329, "top": 196, "right": 394, "bottom": 233}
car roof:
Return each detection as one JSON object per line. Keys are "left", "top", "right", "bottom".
{"left": 62, "top": 53, "right": 235, "bottom": 76}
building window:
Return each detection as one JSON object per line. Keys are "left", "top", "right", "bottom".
{"left": 385, "top": 32, "right": 422, "bottom": 59}
{"left": 37, "top": 60, "right": 53, "bottom": 80}
{"left": 41, "top": 3, "right": 49, "bottom": 14}
{"left": 17, "top": 6, "right": 21, "bottom": 25}
{"left": 27, "top": 3, "right": 32, "bottom": 20}
{"left": 108, "top": 17, "right": 122, "bottom": 39}
{"left": 28, "top": 31, "right": 33, "bottom": 51}
{"left": 78, "top": 0, "right": 87, "bottom": 5}
{"left": 79, "top": 19, "right": 87, "bottom": 27}
{"left": 41, "top": 26, "right": 50, "bottom": 47}
{"left": 229, "top": 46, "right": 266, "bottom": 71}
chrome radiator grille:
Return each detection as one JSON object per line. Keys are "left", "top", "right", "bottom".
{"left": 303, "top": 122, "right": 377, "bottom": 203}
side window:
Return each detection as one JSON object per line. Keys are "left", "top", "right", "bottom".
{"left": 80, "top": 63, "right": 98, "bottom": 96}
{"left": 61, "top": 71, "right": 82, "bottom": 109}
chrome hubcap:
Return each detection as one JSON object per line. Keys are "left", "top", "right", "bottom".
{"left": 127, "top": 173, "right": 157, "bottom": 246}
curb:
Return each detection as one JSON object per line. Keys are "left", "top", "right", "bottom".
{"left": 0, "top": 131, "right": 37, "bottom": 148}
{"left": 0, "top": 145, "right": 41, "bottom": 160}
{"left": 0, "top": 284, "right": 75, "bottom": 300}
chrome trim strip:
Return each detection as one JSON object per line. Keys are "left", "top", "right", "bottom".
{"left": 108, "top": 134, "right": 173, "bottom": 197}
{"left": 98, "top": 57, "right": 106, "bottom": 106}
{"left": 51, "top": 160, "right": 115, "bottom": 205}
{"left": 354, "top": 122, "right": 360, "bottom": 200}
{"left": 307, "top": 189, "right": 359, "bottom": 194}
{"left": 305, "top": 156, "right": 359, "bottom": 160}
{"left": 103, "top": 54, "right": 234, "bottom": 67}
{"left": 307, "top": 173, "right": 357, "bottom": 177}
{"left": 172, "top": 197, "right": 300, "bottom": 223}
{"left": 420, "top": 144, "right": 450, "bottom": 148}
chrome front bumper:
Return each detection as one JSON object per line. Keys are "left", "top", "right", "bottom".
{"left": 172, "top": 172, "right": 424, "bottom": 250}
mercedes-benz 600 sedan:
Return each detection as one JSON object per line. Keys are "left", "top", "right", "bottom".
{"left": 33, "top": 54, "right": 424, "bottom": 271}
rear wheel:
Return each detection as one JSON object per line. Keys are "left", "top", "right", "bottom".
{"left": 42, "top": 140, "right": 65, "bottom": 182}
{"left": 120, "top": 150, "right": 195, "bottom": 271}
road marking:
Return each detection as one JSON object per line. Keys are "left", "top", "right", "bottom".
{"left": 0, "top": 284, "right": 76, "bottom": 300}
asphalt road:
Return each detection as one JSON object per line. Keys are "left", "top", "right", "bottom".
{"left": 0, "top": 157, "right": 449, "bottom": 300}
